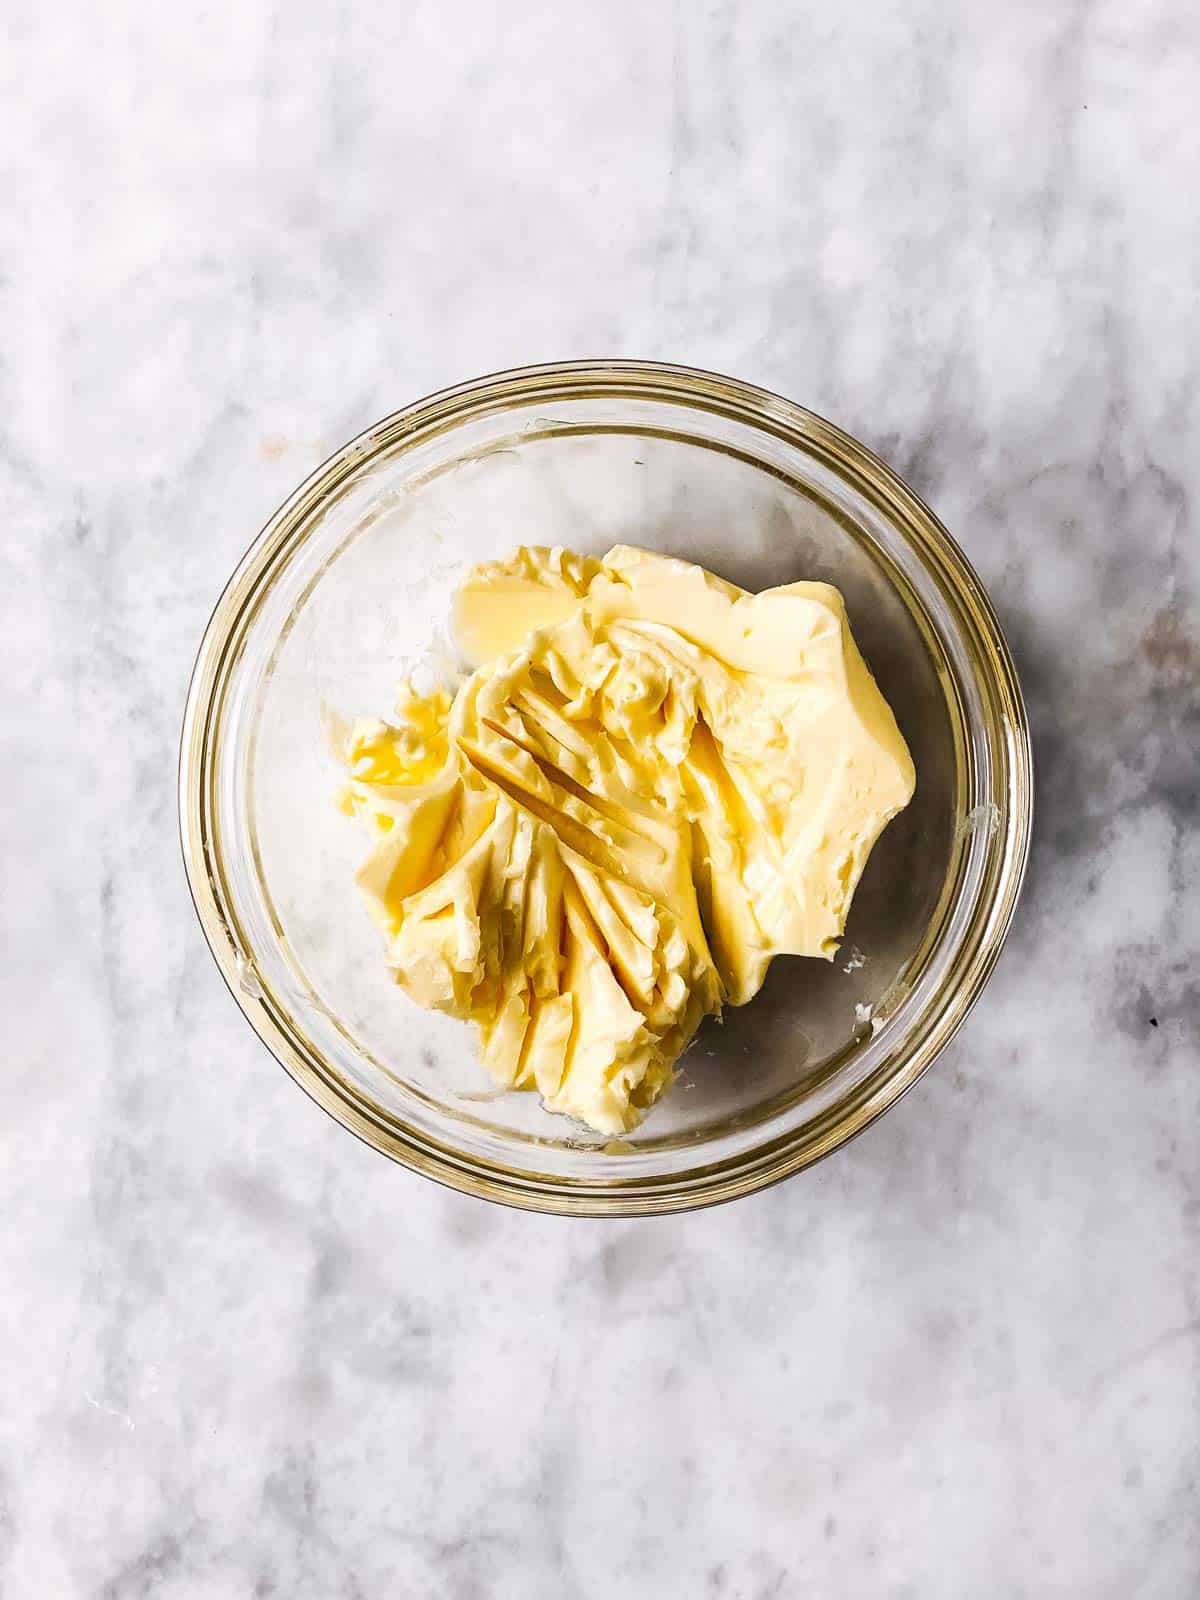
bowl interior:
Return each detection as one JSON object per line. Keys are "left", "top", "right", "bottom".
{"left": 222, "top": 386, "right": 971, "bottom": 1184}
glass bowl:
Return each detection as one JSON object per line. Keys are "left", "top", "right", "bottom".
{"left": 180, "top": 361, "right": 1032, "bottom": 1215}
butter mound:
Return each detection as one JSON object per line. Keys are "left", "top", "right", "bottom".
{"left": 339, "top": 545, "right": 915, "bottom": 1134}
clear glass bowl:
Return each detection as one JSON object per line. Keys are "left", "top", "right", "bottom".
{"left": 180, "top": 362, "right": 1032, "bottom": 1214}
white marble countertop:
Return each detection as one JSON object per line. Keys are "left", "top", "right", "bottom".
{"left": 4, "top": 3, "right": 1198, "bottom": 1595}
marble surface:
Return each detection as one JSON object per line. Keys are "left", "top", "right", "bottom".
{"left": 3, "top": 2, "right": 1198, "bottom": 1594}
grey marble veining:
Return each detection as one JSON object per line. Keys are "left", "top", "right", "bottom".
{"left": 3, "top": 3, "right": 1198, "bottom": 1595}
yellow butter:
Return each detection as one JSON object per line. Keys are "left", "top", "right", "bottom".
{"left": 340, "top": 545, "right": 915, "bottom": 1134}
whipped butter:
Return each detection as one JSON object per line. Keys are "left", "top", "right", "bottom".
{"left": 339, "top": 545, "right": 915, "bottom": 1134}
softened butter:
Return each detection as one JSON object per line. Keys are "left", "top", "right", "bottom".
{"left": 339, "top": 545, "right": 915, "bottom": 1134}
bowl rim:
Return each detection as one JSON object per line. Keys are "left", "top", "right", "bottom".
{"left": 179, "top": 358, "right": 1034, "bottom": 1215}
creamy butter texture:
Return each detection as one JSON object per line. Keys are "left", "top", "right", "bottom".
{"left": 339, "top": 546, "right": 915, "bottom": 1133}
